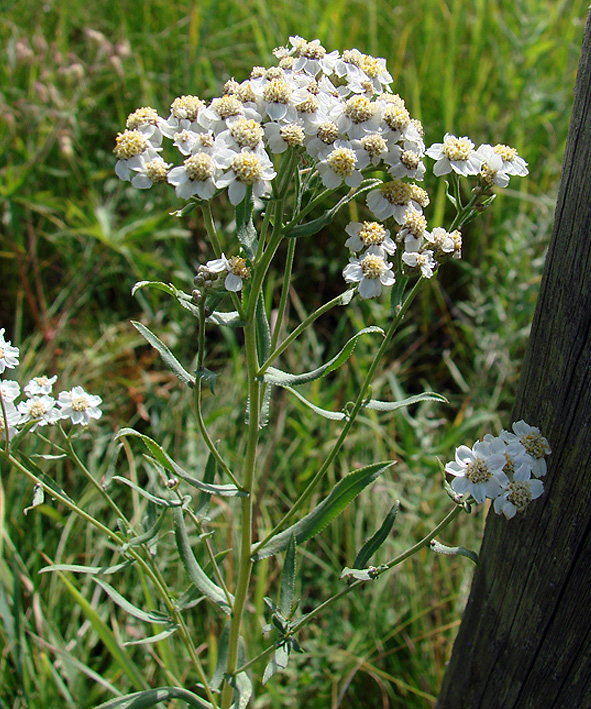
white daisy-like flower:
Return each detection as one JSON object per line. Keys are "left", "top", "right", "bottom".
{"left": 424, "top": 227, "right": 460, "bottom": 259}
{"left": 501, "top": 421, "right": 551, "bottom": 477}
{"left": 344, "top": 221, "right": 396, "bottom": 255}
{"left": 317, "top": 141, "right": 362, "bottom": 189}
{"left": 494, "top": 474, "right": 544, "bottom": 519}
{"left": 366, "top": 179, "right": 422, "bottom": 224}
{"left": 350, "top": 131, "right": 390, "bottom": 167}
{"left": 161, "top": 95, "right": 206, "bottom": 138}
{"left": 263, "top": 121, "right": 305, "bottom": 154}
{"left": 305, "top": 120, "right": 341, "bottom": 159}
{"left": 0, "top": 402, "right": 21, "bottom": 441}
{"left": 215, "top": 149, "right": 277, "bottom": 205}
{"left": 125, "top": 106, "right": 164, "bottom": 146}
{"left": 426, "top": 133, "right": 482, "bottom": 177}
{"left": 356, "top": 54, "right": 392, "bottom": 94}
{"left": 487, "top": 143, "right": 528, "bottom": 176}
{"left": 130, "top": 155, "right": 173, "bottom": 190}
{"left": 476, "top": 143, "right": 528, "bottom": 188}
{"left": 216, "top": 117, "right": 265, "bottom": 153}
{"left": 17, "top": 395, "right": 62, "bottom": 428}
{"left": 401, "top": 250, "right": 437, "bottom": 279}
{"left": 58, "top": 386, "right": 103, "bottom": 426}
{"left": 384, "top": 144, "right": 426, "bottom": 181}
{"left": 482, "top": 433, "right": 535, "bottom": 480}
{"left": 0, "top": 328, "right": 19, "bottom": 373}
{"left": 167, "top": 152, "right": 218, "bottom": 200}
{"left": 113, "top": 129, "right": 160, "bottom": 182}
{"left": 397, "top": 211, "right": 428, "bottom": 252}
{"left": 333, "top": 95, "right": 380, "bottom": 138}
{"left": 445, "top": 440, "right": 509, "bottom": 504}
{"left": 24, "top": 375, "right": 57, "bottom": 397}
{"left": 342, "top": 247, "right": 395, "bottom": 299}
{"left": 1, "top": 379, "right": 21, "bottom": 402}
{"left": 205, "top": 253, "right": 251, "bottom": 292}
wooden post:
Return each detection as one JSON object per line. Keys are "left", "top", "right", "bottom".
{"left": 436, "top": 12, "right": 591, "bottom": 709}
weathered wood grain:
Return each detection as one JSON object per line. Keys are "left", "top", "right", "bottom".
{"left": 436, "top": 11, "right": 591, "bottom": 709}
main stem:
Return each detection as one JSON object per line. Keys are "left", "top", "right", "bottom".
{"left": 221, "top": 317, "right": 260, "bottom": 708}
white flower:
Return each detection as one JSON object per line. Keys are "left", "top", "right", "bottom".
{"left": 206, "top": 254, "right": 251, "bottom": 292}
{"left": 384, "top": 144, "right": 426, "bottom": 181}
{"left": 113, "top": 129, "right": 160, "bottom": 182}
{"left": 493, "top": 474, "right": 544, "bottom": 519}
{"left": 317, "top": 141, "right": 362, "bottom": 189}
{"left": 58, "top": 386, "right": 103, "bottom": 426}
{"left": 366, "top": 179, "right": 423, "bottom": 224}
{"left": 426, "top": 133, "right": 482, "bottom": 177}
{"left": 130, "top": 155, "right": 173, "bottom": 190}
{"left": 445, "top": 440, "right": 509, "bottom": 504}
{"left": 264, "top": 121, "right": 306, "bottom": 154}
{"left": 0, "top": 379, "right": 21, "bottom": 402}
{"left": 24, "top": 375, "right": 57, "bottom": 397}
{"left": 0, "top": 328, "right": 19, "bottom": 373}
{"left": 344, "top": 221, "right": 396, "bottom": 255}
{"left": 401, "top": 250, "right": 437, "bottom": 279}
{"left": 215, "top": 149, "right": 276, "bottom": 205}
{"left": 167, "top": 152, "right": 218, "bottom": 200}
{"left": 501, "top": 421, "right": 551, "bottom": 477}
{"left": 161, "top": 95, "right": 206, "bottom": 138}
{"left": 125, "top": 106, "right": 165, "bottom": 146}
{"left": 0, "top": 402, "right": 21, "bottom": 441}
{"left": 424, "top": 227, "right": 462, "bottom": 259}
{"left": 17, "top": 395, "right": 62, "bottom": 428}
{"left": 342, "top": 248, "right": 395, "bottom": 299}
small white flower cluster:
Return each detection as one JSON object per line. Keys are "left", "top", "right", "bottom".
{"left": 0, "top": 330, "right": 102, "bottom": 440}
{"left": 445, "top": 421, "right": 551, "bottom": 519}
{"left": 113, "top": 37, "right": 527, "bottom": 299}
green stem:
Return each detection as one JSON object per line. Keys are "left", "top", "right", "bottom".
{"left": 253, "top": 277, "right": 425, "bottom": 555}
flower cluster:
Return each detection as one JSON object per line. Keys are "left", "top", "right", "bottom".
{"left": 0, "top": 330, "right": 102, "bottom": 441}
{"left": 445, "top": 421, "right": 550, "bottom": 519}
{"left": 114, "top": 36, "right": 527, "bottom": 300}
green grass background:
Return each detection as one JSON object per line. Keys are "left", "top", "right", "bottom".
{"left": 0, "top": 1, "right": 587, "bottom": 707}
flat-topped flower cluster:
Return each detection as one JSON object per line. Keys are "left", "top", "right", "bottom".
{"left": 445, "top": 421, "right": 551, "bottom": 519}
{"left": 114, "top": 36, "right": 528, "bottom": 300}
{"left": 0, "top": 329, "right": 102, "bottom": 441}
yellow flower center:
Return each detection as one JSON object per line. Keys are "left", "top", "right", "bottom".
{"left": 185, "top": 153, "right": 215, "bottom": 181}
{"left": 382, "top": 105, "right": 411, "bottom": 131}
{"left": 519, "top": 433, "right": 546, "bottom": 459}
{"left": 211, "top": 95, "right": 243, "bottom": 119}
{"left": 229, "top": 118, "right": 263, "bottom": 149}
{"left": 360, "top": 254, "right": 386, "bottom": 279}
{"left": 113, "top": 130, "right": 148, "bottom": 159}
{"left": 344, "top": 96, "right": 376, "bottom": 124}
{"left": 317, "top": 122, "right": 339, "bottom": 144}
{"left": 302, "top": 41, "right": 325, "bottom": 59}
{"left": 263, "top": 79, "right": 292, "bottom": 104}
{"left": 361, "top": 134, "right": 387, "bottom": 158}
{"left": 402, "top": 211, "right": 427, "bottom": 237}
{"left": 480, "top": 162, "right": 497, "bottom": 185}
{"left": 145, "top": 158, "right": 170, "bottom": 183}
{"left": 381, "top": 179, "right": 412, "bottom": 205}
{"left": 507, "top": 480, "right": 533, "bottom": 512}
{"left": 126, "top": 106, "right": 159, "bottom": 129}
{"left": 227, "top": 256, "right": 250, "bottom": 279}
{"left": 171, "top": 95, "right": 204, "bottom": 122}
{"left": 327, "top": 147, "right": 357, "bottom": 176}
{"left": 494, "top": 144, "right": 517, "bottom": 162}
{"left": 360, "top": 54, "right": 381, "bottom": 78}
{"left": 231, "top": 153, "right": 263, "bottom": 183}
{"left": 358, "top": 221, "right": 386, "bottom": 246}
{"left": 410, "top": 183, "right": 430, "bottom": 208}
{"left": 442, "top": 135, "right": 474, "bottom": 161}
{"left": 71, "top": 396, "right": 88, "bottom": 412}
{"left": 29, "top": 400, "right": 47, "bottom": 418}
{"left": 296, "top": 95, "right": 319, "bottom": 114}
{"left": 237, "top": 82, "right": 257, "bottom": 104}
{"left": 34, "top": 376, "right": 49, "bottom": 386}
{"left": 279, "top": 124, "right": 305, "bottom": 147}
{"left": 401, "top": 150, "right": 421, "bottom": 170}
{"left": 465, "top": 457, "right": 491, "bottom": 484}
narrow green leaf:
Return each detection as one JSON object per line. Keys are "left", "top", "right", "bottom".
{"left": 94, "top": 687, "right": 213, "bottom": 709}
{"left": 353, "top": 501, "right": 399, "bottom": 569}
{"left": 123, "top": 625, "right": 178, "bottom": 646}
{"left": 211, "top": 623, "right": 230, "bottom": 691}
{"left": 256, "top": 293, "right": 272, "bottom": 366}
{"left": 23, "top": 483, "right": 44, "bottom": 515}
{"left": 262, "top": 326, "right": 383, "bottom": 387}
{"left": 112, "top": 476, "right": 183, "bottom": 507}
{"left": 282, "top": 386, "right": 346, "bottom": 421}
{"left": 197, "top": 366, "right": 217, "bottom": 394}
{"left": 173, "top": 507, "right": 233, "bottom": 615}
{"left": 196, "top": 451, "right": 217, "bottom": 518}
{"left": 39, "top": 560, "right": 134, "bottom": 576}
{"left": 131, "top": 320, "right": 195, "bottom": 387}
{"left": 236, "top": 216, "right": 258, "bottom": 260}
{"left": 262, "top": 643, "right": 291, "bottom": 685}
{"left": 123, "top": 508, "right": 168, "bottom": 550}
{"left": 252, "top": 461, "right": 393, "bottom": 561}
{"left": 390, "top": 276, "right": 408, "bottom": 315}
{"left": 131, "top": 281, "right": 176, "bottom": 298}
{"left": 206, "top": 311, "right": 245, "bottom": 327}
{"left": 55, "top": 573, "right": 148, "bottom": 691}
{"left": 429, "top": 540, "right": 480, "bottom": 567}
{"left": 93, "top": 578, "right": 171, "bottom": 624}
{"left": 285, "top": 179, "right": 381, "bottom": 238}
{"left": 116, "top": 429, "right": 244, "bottom": 497}
{"left": 362, "top": 391, "right": 448, "bottom": 411}
{"left": 230, "top": 671, "right": 252, "bottom": 709}
{"left": 279, "top": 534, "right": 297, "bottom": 617}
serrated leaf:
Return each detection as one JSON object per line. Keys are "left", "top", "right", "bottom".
{"left": 39, "top": 560, "right": 135, "bottom": 576}
{"left": 93, "top": 578, "right": 171, "bottom": 624}
{"left": 262, "top": 327, "right": 383, "bottom": 387}
{"left": 281, "top": 386, "right": 346, "bottom": 421}
{"left": 94, "top": 687, "right": 213, "bottom": 709}
{"left": 206, "top": 311, "right": 246, "bottom": 327}
{"left": 285, "top": 179, "right": 381, "bottom": 239}
{"left": 252, "top": 461, "right": 393, "bottom": 561}
{"left": 279, "top": 534, "right": 296, "bottom": 617}
{"left": 23, "top": 484, "right": 44, "bottom": 515}
{"left": 362, "top": 391, "right": 448, "bottom": 411}
{"left": 116, "top": 429, "right": 243, "bottom": 497}
{"left": 353, "top": 501, "right": 399, "bottom": 569}
{"left": 173, "top": 507, "right": 233, "bottom": 615}
{"left": 429, "top": 540, "right": 480, "bottom": 566}
{"left": 131, "top": 320, "right": 195, "bottom": 387}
